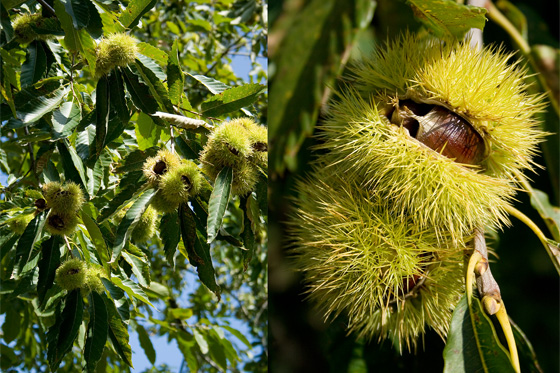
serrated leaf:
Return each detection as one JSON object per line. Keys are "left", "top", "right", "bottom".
{"left": 48, "top": 290, "right": 84, "bottom": 371}
{"left": 102, "top": 292, "right": 133, "bottom": 367}
{"left": 81, "top": 210, "right": 110, "bottom": 266}
{"left": 207, "top": 167, "right": 232, "bottom": 243}
{"left": 122, "top": 66, "right": 159, "bottom": 114}
{"left": 21, "top": 41, "right": 47, "bottom": 87}
{"left": 136, "top": 323, "right": 156, "bottom": 365}
{"left": 84, "top": 292, "right": 108, "bottom": 372}
{"left": 31, "top": 17, "right": 65, "bottom": 36}
{"left": 12, "top": 210, "right": 47, "bottom": 279}
{"left": 133, "top": 59, "right": 173, "bottom": 112}
{"left": 160, "top": 211, "right": 180, "bottom": 269}
{"left": 201, "top": 83, "right": 266, "bottom": 117}
{"left": 97, "top": 175, "right": 146, "bottom": 223}
{"left": 95, "top": 76, "right": 110, "bottom": 156}
{"left": 52, "top": 101, "right": 81, "bottom": 139}
{"left": 179, "top": 204, "right": 220, "bottom": 299}
{"left": 121, "top": 249, "right": 150, "bottom": 287}
{"left": 57, "top": 140, "right": 88, "bottom": 197}
{"left": 16, "top": 86, "right": 68, "bottom": 124}
{"left": 114, "top": 148, "right": 158, "bottom": 173}
{"left": 90, "top": 148, "right": 111, "bottom": 198}
{"left": 111, "top": 276, "right": 155, "bottom": 309}
{"left": 111, "top": 188, "right": 156, "bottom": 263}
{"left": 443, "top": 295, "right": 515, "bottom": 373}
{"left": 37, "top": 235, "right": 62, "bottom": 306}
{"left": 60, "top": 0, "right": 103, "bottom": 37}
{"left": 406, "top": 0, "right": 487, "bottom": 39}
{"left": 137, "top": 42, "right": 168, "bottom": 66}
{"left": 168, "top": 40, "right": 183, "bottom": 106}
{"left": 119, "top": 0, "right": 157, "bottom": 29}
{"left": 135, "top": 53, "right": 166, "bottom": 81}
{"left": 108, "top": 69, "right": 130, "bottom": 125}
{"left": 188, "top": 74, "right": 229, "bottom": 94}
{"left": 101, "top": 278, "right": 130, "bottom": 322}
{"left": 269, "top": 0, "right": 374, "bottom": 173}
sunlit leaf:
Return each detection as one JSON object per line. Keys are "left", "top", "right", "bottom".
{"left": 103, "top": 292, "right": 133, "bottom": 367}
{"left": 160, "top": 211, "right": 180, "bottom": 269}
{"left": 84, "top": 292, "right": 108, "bottom": 373}
{"left": 12, "top": 210, "right": 47, "bottom": 279}
{"left": 20, "top": 41, "right": 47, "bottom": 87}
{"left": 136, "top": 323, "right": 156, "bottom": 365}
{"left": 201, "top": 83, "right": 266, "bottom": 117}
{"left": 207, "top": 166, "right": 232, "bottom": 243}
{"left": 119, "top": 0, "right": 157, "bottom": 29}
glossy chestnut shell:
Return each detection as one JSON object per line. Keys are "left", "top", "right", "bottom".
{"left": 389, "top": 100, "right": 486, "bottom": 165}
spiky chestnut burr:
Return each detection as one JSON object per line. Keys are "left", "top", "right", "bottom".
{"left": 43, "top": 181, "right": 85, "bottom": 214}
{"left": 95, "top": 33, "right": 138, "bottom": 78}
{"left": 44, "top": 211, "right": 79, "bottom": 236}
{"left": 159, "top": 161, "right": 203, "bottom": 205}
{"left": 55, "top": 259, "right": 87, "bottom": 291}
{"left": 84, "top": 266, "right": 105, "bottom": 294}
{"left": 12, "top": 14, "right": 53, "bottom": 44}
{"left": 142, "top": 149, "right": 182, "bottom": 186}
{"left": 318, "top": 33, "right": 546, "bottom": 242}
{"left": 289, "top": 165, "right": 464, "bottom": 350}
{"left": 233, "top": 118, "right": 268, "bottom": 169}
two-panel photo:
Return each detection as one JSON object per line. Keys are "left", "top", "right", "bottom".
{"left": 0, "top": 0, "right": 558, "bottom": 372}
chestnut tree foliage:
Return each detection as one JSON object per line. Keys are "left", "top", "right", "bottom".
{"left": 0, "top": 0, "right": 267, "bottom": 372}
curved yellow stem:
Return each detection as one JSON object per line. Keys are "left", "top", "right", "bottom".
{"left": 495, "top": 302, "right": 520, "bottom": 373}
{"left": 466, "top": 250, "right": 483, "bottom": 305}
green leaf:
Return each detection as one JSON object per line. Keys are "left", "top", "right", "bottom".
{"left": 179, "top": 204, "right": 220, "bottom": 299}
{"left": 37, "top": 235, "right": 62, "bottom": 306}
{"left": 81, "top": 210, "right": 110, "bottom": 266}
{"left": 133, "top": 59, "right": 173, "bottom": 112}
{"left": 12, "top": 210, "right": 47, "bottom": 279}
{"left": 193, "top": 328, "right": 209, "bottom": 354}
{"left": 60, "top": 0, "right": 103, "bottom": 37}
{"left": 97, "top": 174, "right": 146, "bottom": 223}
{"left": 406, "top": 0, "right": 487, "bottom": 39}
{"left": 21, "top": 41, "right": 47, "bottom": 87}
{"left": 221, "top": 325, "right": 252, "bottom": 349}
{"left": 136, "top": 323, "right": 156, "bottom": 365}
{"left": 160, "top": 211, "right": 180, "bottom": 269}
{"left": 135, "top": 112, "right": 160, "bottom": 151}
{"left": 188, "top": 74, "right": 229, "bottom": 94}
{"left": 269, "top": 0, "right": 374, "bottom": 173}
{"left": 207, "top": 167, "right": 232, "bottom": 243}
{"left": 168, "top": 39, "right": 184, "bottom": 106}
{"left": 2, "top": 307, "right": 21, "bottom": 343}
{"left": 111, "top": 276, "right": 156, "bottom": 309}
{"left": 101, "top": 278, "right": 130, "bottom": 322}
{"left": 176, "top": 330, "right": 199, "bottom": 372}
{"left": 168, "top": 308, "right": 193, "bottom": 320}
{"left": 95, "top": 76, "right": 110, "bottom": 156}
{"left": 201, "top": 83, "right": 266, "bottom": 117}
{"left": 121, "top": 249, "right": 151, "bottom": 287}
{"left": 443, "top": 295, "right": 515, "bottom": 373}
{"left": 528, "top": 188, "right": 560, "bottom": 242}
{"left": 137, "top": 42, "right": 169, "bottom": 66}
{"left": 108, "top": 69, "right": 130, "bottom": 125}
{"left": 241, "top": 197, "right": 256, "bottom": 271}
{"left": 119, "top": 0, "right": 157, "bottom": 29}
{"left": 114, "top": 148, "right": 158, "bottom": 173}
{"left": 510, "top": 319, "right": 544, "bottom": 373}
{"left": 16, "top": 86, "right": 68, "bottom": 124}
{"left": 57, "top": 140, "right": 88, "bottom": 197}
{"left": 111, "top": 188, "right": 156, "bottom": 263}
{"left": 48, "top": 290, "right": 84, "bottom": 371}
{"left": 52, "top": 101, "right": 82, "bottom": 139}
{"left": 84, "top": 292, "right": 108, "bottom": 373}
{"left": 122, "top": 66, "right": 159, "bottom": 114}
{"left": 89, "top": 148, "right": 111, "bottom": 197}
{"left": 103, "top": 292, "right": 133, "bottom": 367}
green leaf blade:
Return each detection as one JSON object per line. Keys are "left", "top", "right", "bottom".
{"left": 119, "top": 0, "right": 157, "bottom": 29}
{"left": 201, "top": 83, "right": 266, "bottom": 117}
{"left": 21, "top": 41, "right": 47, "bottom": 87}
{"left": 207, "top": 166, "right": 232, "bottom": 243}
{"left": 37, "top": 235, "right": 62, "bottom": 305}
{"left": 84, "top": 292, "right": 108, "bottom": 373}
{"left": 95, "top": 76, "right": 110, "bottom": 156}
{"left": 12, "top": 210, "right": 48, "bottom": 279}
{"left": 136, "top": 323, "right": 156, "bottom": 365}
{"left": 160, "top": 211, "right": 180, "bottom": 268}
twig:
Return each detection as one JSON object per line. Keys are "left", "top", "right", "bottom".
{"left": 64, "top": 235, "right": 75, "bottom": 258}
{"left": 177, "top": 106, "right": 223, "bottom": 123}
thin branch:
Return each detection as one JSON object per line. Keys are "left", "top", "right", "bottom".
{"left": 36, "top": 0, "right": 56, "bottom": 17}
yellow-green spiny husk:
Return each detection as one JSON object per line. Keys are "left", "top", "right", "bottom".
{"left": 288, "top": 165, "right": 464, "bottom": 350}
{"left": 43, "top": 181, "right": 85, "bottom": 214}
{"left": 95, "top": 33, "right": 138, "bottom": 78}
{"left": 12, "top": 13, "right": 52, "bottom": 44}
{"left": 237, "top": 118, "right": 268, "bottom": 169}
{"left": 84, "top": 266, "right": 106, "bottom": 294}
{"left": 114, "top": 204, "right": 158, "bottom": 243}
{"left": 55, "top": 259, "right": 87, "bottom": 291}
{"left": 319, "top": 33, "right": 546, "bottom": 242}
{"left": 150, "top": 190, "right": 180, "bottom": 214}
{"left": 159, "top": 161, "right": 203, "bottom": 204}
{"left": 44, "top": 211, "right": 79, "bottom": 236}
{"left": 142, "top": 149, "right": 182, "bottom": 185}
